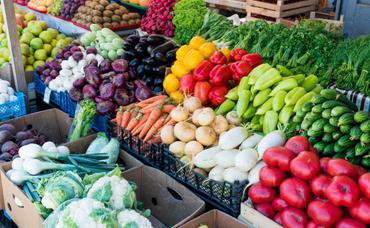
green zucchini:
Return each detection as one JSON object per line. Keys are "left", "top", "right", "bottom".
{"left": 360, "top": 120, "right": 370, "bottom": 132}
{"left": 334, "top": 142, "right": 345, "bottom": 153}
{"left": 350, "top": 126, "right": 362, "bottom": 141}
{"left": 340, "top": 125, "right": 351, "bottom": 134}
{"left": 323, "top": 143, "right": 335, "bottom": 155}
{"left": 308, "top": 137, "right": 320, "bottom": 144}
{"left": 311, "top": 95, "right": 326, "bottom": 104}
{"left": 354, "top": 111, "right": 369, "bottom": 123}
{"left": 308, "top": 128, "right": 323, "bottom": 138}
{"left": 322, "top": 100, "right": 345, "bottom": 109}
{"left": 314, "top": 141, "right": 326, "bottom": 152}
{"left": 322, "top": 133, "right": 333, "bottom": 143}
{"left": 320, "top": 89, "right": 338, "bottom": 100}
{"left": 361, "top": 157, "right": 370, "bottom": 168}
{"left": 348, "top": 157, "right": 361, "bottom": 165}
{"left": 311, "top": 119, "right": 327, "bottom": 131}
{"left": 301, "top": 118, "right": 314, "bottom": 131}
{"left": 329, "top": 117, "right": 339, "bottom": 126}
{"left": 296, "top": 109, "right": 307, "bottom": 118}
{"left": 360, "top": 133, "right": 370, "bottom": 144}
{"left": 355, "top": 142, "right": 368, "bottom": 156}
{"left": 332, "top": 132, "right": 342, "bottom": 141}
{"left": 331, "top": 106, "right": 353, "bottom": 117}
{"left": 293, "top": 115, "right": 304, "bottom": 123}
{"left": 322, "top": 109, "right": 332, "bottom": 119}
{"left": 307, "top": 112, "right": 322, "bottom": 121}
{"left": 302, "top": 102, "right": 314, "bottom": 113}
{"left": 323, "top": 124, "right": 337, "bottom": 134}
{"left": 345, "top": 147, "right": 356, "bottom": 158}
{"left": 312, "top": 104, "right": 324, "bottom": 114}
{"left": 337, "top": 135, "right": 355, "bottom": 147}
{"left": 338, "top": 113, "right": 355, "bottom": 126}
{"left": 333, "top": 153, "right": 346, "bottom": 159}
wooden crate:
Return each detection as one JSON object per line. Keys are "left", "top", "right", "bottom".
{"left": 246, "top": 0, "right": 317, "bottom": 19}
{"left": 206, "top": 0, "right": 247, "bottom": 12}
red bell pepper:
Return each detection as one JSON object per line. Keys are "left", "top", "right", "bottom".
{"left": 230, "top": 60, "right": 253, "bottom": 82}
{"left": 208, "top": 86, "right": 228, "bottom": 106}
{"left": 180, "top": 74, "right": 196, "bottom": 94}
{"left": 193, "top": 60, "right": 214, "bottom": 81}
{"left": 209, "top": 65, "right": 232, "bottom": 86}
{"left": 242, "top": 53, "right": 263, "bottom": 68}
{"left": 230, "top": 48, "right": 248, "bottom": 62}
{"left": 194, "top": 81, "right": 212, "bottom": 105}
{"left": 209, "top": 51, "right": 227, "bottom": 65}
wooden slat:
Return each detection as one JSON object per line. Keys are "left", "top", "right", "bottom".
{"left": 280, "top": 0, "right": 317, "bottom": 10}
{"left": 206, "top": 0, "right": 246, "bottom": 10}
{"left": 247, "top": 0, "right": 280, "bottom": 10}
{"left": 247, "top": 0, "right": 317, "bottom": 11}
{"left": 280, "top": 5, "right": 315, "bottom": 17}
{"left": 246, "top": 5, "right": 280, "bottom": 18}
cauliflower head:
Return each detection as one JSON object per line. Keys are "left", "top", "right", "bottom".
{"left": 117, "top": 210, "right": 153, "bottom": 228}
{"left": 87, "top": 175, "right": 137, "bottom": 210}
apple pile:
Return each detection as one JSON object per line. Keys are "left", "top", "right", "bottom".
{"left": 248, "top": 136, "right": 370, "bottom": 228}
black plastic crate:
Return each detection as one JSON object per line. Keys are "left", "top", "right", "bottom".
{"left": 163, "top": 147, "right": 247, "bottom": 217}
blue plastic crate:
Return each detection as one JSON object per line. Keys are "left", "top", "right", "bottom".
{"left": 0, "top": 92, "right": 26, "bottom": 121}
{"left": 34, "top": 71, "right": 63, "bottom": 107}
{"left": 91, "top": 114, "right": 110, "bottom": 133}
{"left": 65, "top": 94, "right": 77, "bottom": 118}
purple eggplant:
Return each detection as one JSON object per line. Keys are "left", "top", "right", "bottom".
{"left": 99, "top": 82, "right": 115, "bottom": 99}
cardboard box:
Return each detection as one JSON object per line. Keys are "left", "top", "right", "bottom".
{"left": 240, "top": 202, "right": 282, "bottom": 228}
{"left": 180, "top": 209, "right": 247, "bottom": 228}
{"left": 0, "top": 108, "right": 72, "bottom": 144}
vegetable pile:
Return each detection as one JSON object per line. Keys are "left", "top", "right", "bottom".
{"left": 248, "top": 135, "right": 370, "bottom": 228}
{"left": 60, "top": 0, "right": 85, "bottom": 19}
{"left": 69, "top": 99, "right": 96, "bottom": 141}
{"left": 140, "top": 0, "right": 175, "bottom": 36}
{"left": 47, "top": 0, "right": 63, "bottom": 16}
{"left": 123, "top": 34, "right": 178, "bottom": 94}
{"left": 288, "top": 89, "right": 370, "bottom": 167}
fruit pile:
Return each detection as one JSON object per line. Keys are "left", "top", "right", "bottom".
{"left": 27, "top": 0, "right": 54, "bottom": 12}
{"left": 60, "top": 0, "right": 85, "bottom": 19}
{"left": 120, "top": 0, "right": 149, "bottom": 7}
{"left": 248, "top": 135, "right": 370, "bottom": 228}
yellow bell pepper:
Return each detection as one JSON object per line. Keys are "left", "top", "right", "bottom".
{"left": 199, "top": 42, "right": 217, "bottom": 58}
{"left": 176, "top": 45, "right": 192, "bottom": 62}
{"left": 220, "top": 48, "right": 231, "bottom": 61}
{"left": 183, "top": 49, "right": 204, "bottom": 70}
{"left": 189, "top": 36, "right": 206, "bottom": 49}
{"left": 170, "top": 91, "right": 184, "bottom": 104}
{"left": 171, "top": 61, "right": 190, "bottom": 78}
{"left": 163, "top": 74, "right": 180, "bottom": 93}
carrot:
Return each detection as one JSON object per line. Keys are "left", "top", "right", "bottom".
{"left": 162, "top": 104, "right": 175, "bottom": 113}
{"left": 147, "top": 136, "right": 161, "bottom": 144}
{"left": 120, "top": 109, "right": 132, "bottom": 129}
{"left": 139, "top": 99, "right": 165, "bottom": 112}
{"left": 136, "top": 95, "right": 167, "bottom": 107}
{"left": 144, "top": 116, "right": 166, "bottom": 141}
{"left": 126, "top": 113, "right": 142, "bottom": 131}
{"left": 139, "top": 107, "right": 162, "bottom": 138}
{"left": 131, "top": 113, "right": 150, "bottom": 134}
{"left": 115, "top": 107, "right": 124, "bottom": 125}
{"left": 164, "top": 118, "right": 176, "bottom": 126}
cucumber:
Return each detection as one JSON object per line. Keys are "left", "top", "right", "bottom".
{"left": 346, "top": 147, "right": 356, "bottom": 158}
{"left": 311, "top": 119, "right": 327, "bottom": 132}
{"left": 301, "top": 131, "right": 309, "bottom": 138}
{"left": 320, "top": 89, "right": 338, "bottom": 100}
{"left": 360, "top": 120, "right": 370, "bottom": 132}
{"left": 350, "top": 126, "right": 362, "bottom": 141}
{"left": 331, "top": 106, "right": 353, "bottom": 117}
{"left": 323, "top": 143, "right": 335, "bottom": 155}
{"left": 311, "top": 95, "right": 326, "bottom": 104}
{"left": 308, "top": 137, "right": 320, "bottom": 144}
{"left": 296, "top": 109, "right": 307, "bottom": 118}
{"left": 333, "top": 153, "right": 346, "bottom": 159}
{"left": 361, "top": 157, "right": 370, "bottom": 168}
{"left": 340, "top": 125, "right": 351, "bottom": 134}
{"left": 338, "top": 113, "right": 355, "bottom": 126}
{"left": 322, "top": 109, "right": 332, "bottom": 119}
{"left": 329, "top": 117, "right": 339, "bottom": 126}
{"left": 323, "top": 124, "right": 337, "bottom": 134}
{"left": 354, "top": 111, "right": 369, "bottom": 123}
{"left": 348, "top": 157, "right": 361, "bottom": 165}
{"left": 314, "top": 141, "right": 326, "bottom": 152}
{"left": 293, "top": 115, "right": 304, "bottom": 123}
{"left": 322, "top": 100, "right": 345, "bottom": 109}
{"left": 322, "top": 133, "right": 333, "bottom": 143}
{"left": 360, "top": 133, "right": 370, "bottom": 144}
{"left": 337, "top": 135, "right": 355, "bottom": 147}
{"left": 306, "top": 112, "right": 321, "bottom": 122}
{"left": 355, "top": 142, "right": 369, "bottom": 156}
{"left": 332, "top": 132, "right": 342, "bottom": 141}
{"left": 334, "top": 142, "right": 345, "bottom": 153}
{"left": 301, "top": 118, "right": 314, "bottom": 131}
{"left": 302, "top": 102, "right": 314, "bottom": 113}
{"left": 308, "top": 128, "right": 323, "bottom": 138}
{"left": 335, "top": 94, "right": 358, "bottom": 111}
{"left": 312, "top": 104, "right": 324, "bottom": 114}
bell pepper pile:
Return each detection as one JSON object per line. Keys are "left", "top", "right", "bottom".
{"left": 249, "top": 135, "right": 370, "bottom": 228}
{"left": 163, "top": 36, "right": 262, "bottom": 105}
{"left": 217, "top": 64, "right": 322, "bottom": 134}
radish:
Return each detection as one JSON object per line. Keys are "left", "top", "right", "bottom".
{"left": 257, "top": 130, "right": 286, "bottom": 160}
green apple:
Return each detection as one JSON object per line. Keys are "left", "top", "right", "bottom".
{"left": 64, "top": 37, "right": 72, "bottom": 44}
{"left": 22, "top": 55, "right": 27, "bottom": 64}
{"left": 17, "top": 25, "right": 22, "bottom": 33}
{"left": 56, "top": 34, "right": 65, "bottom": 40}
{"left": 33, "top": 60, "right": 45, "bottom": 69}
{"left": 20, "top": 43, "right": 30, "bottom": 56}
{"left": 27, "top": 56, "right": 35, "bottom": 65}
{"left": 51, "top": 39, "right": 58, "bottom": 47}
{"left": 24, "top": 13, "right": 36, "bottom": 22}
{"left": 0, "top": 39, "right": 7, "bottom": 48}
{"left": 30, "top": 38, "right": 43, "bottom": 50}
{"left": 51, "top": 47, "right": 61, "bottom": 57}
{"left": 39, "top": 31, "right": 52, "bottom": 43}
{"left": 43, "top": 44, "right": 52, "bottom": 54}
{"left": 25, "top": 65, "right": 34, "bottom": 71}
{"left": 20, "top": 32, "right": 34, "bottom": 44}
{"left": 37, "top": 21, "right": 48, "bottom": 30}
{"left": 46, "top": 57, "right": 53, "bottom": 62}
{"left": 28, "top": 23, "right": 43, "bottom": 36}
{"left": 34, "top": 49, "right": 47, "bottom": 61}
{"left": 0, "top": 57, "right": 6, "bottom": 66}
{"left": 0, "top": 34, "right": 6, "bottom": 41}
{"left": 0, "top": 48, "right": 10, "bottom": 61}
{"left": 56, "top": 39, "right": 68, "bottom": 49}
{"left": 47, "top": 28, "right": 58, "bottom": 39}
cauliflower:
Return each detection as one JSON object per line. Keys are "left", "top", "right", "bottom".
{"left": 117, "top": 210, "right": 153, "bottom": 228}
{"left": 87, "top": 175, "right": 137, "bottom": 210}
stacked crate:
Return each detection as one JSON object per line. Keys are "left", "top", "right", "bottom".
{"left": 205, "top": 0, "right": 247, "bottom": 13}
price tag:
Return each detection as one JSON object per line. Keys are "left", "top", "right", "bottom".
{"left": 43, "top": 87, "right": 51, "bottom": 104}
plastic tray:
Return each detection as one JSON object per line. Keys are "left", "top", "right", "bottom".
{"left": 163, "top": 148, "right": 248, "bottom": 217}
{"left": 0, "top": 92, "right": 26, "bottom": 121}
{"left": 71, "top": 21, "right": 140, "bottom": 32}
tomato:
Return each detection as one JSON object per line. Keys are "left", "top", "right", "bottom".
{"left": 248, "top": 182, "right": 276, "bottom": 203}
{"left": 290, "top": 151, "right": 320, "bottom": 180}
{"left": 307, "top": 199, "right": 343, "bottom": 226}
{"left": 274, "top": 212, "right": 282, "bottom": 225}
{"left": 262, "top": 146, "right": 296, "bottom": 171}
{"left": 194, "top": 81, "right": 212, "bottom": 105}
{"left": 348, "top": 197, "right": 370, "bottom": 224}
{"left": 259, "top": 166, "right": 286, "bottom": 187}
{"left": 335, "top": 218, "right": 366, "bottom": 228}
{"left": 309, "top": 145, "right": 319, "bottom": 156}
{"left": 326, "top": 159, "right": 358, "bottom": 180}
{"left": 254, "top": 202, "right": 276, "bottom": 219}
{"left": 325, "top": 175, "right": 360, "bottom": 207}
{"left": 307, "top": 220, "right": 330, "bottom": 228}
{"left": 180, "top": 74, "right": 196, "bottom": 94}
{"left": 284, "top": 136, "right": 310, "bottom": 154}
{"left": 354, "top": 165, "right": 367, "bottom": 177}
{"left": 272, "top": 196, "right": 289, "bottom": 212}
{"left": 320, "top": 157, "right": 331, "bottom": 173}
{"left": 281, "top": 207, "right": 309, "bottom": 228}
{"left": 310, "top": 174, "right": 332, "bottom": 197}
{"left": 358, "top": 173, "right": 370, "bottom": 199}
{"left": 280, "top": 177, "right": 312, "bottom": 208}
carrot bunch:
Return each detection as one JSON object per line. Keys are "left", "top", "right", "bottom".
{"left": 112, "top": 95, "right": 176, "bottom": 144}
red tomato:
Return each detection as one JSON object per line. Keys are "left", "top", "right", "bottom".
{"left": 290, "top": 151, "right": 320, "bottom": 180}
{"left": 310, "top": 174, "right": 332, "bottom": 197}
{"left": 281, "top": 207, "right": 309, "bottom": 228}
{"left": 348, "top": 197, "right": 370, "bottom": 224}
{"left": 307, "top": 199, "right": 343, "bottom": 226}
{"left": 248, "top": 182, "right": 276, "bottom": 204}
{"left": 358, "top": 173, "right": 370, "bottom": 199}
{"left": 335, "top": 218, "right": 366, "bottom": 228}
{"left": 262, "top": 146, "right": 296, "bottom": 171}
{"left": 354, "top": 165, "right": 367, "bottom": 177}
{"left": 325, "top": 175, "right": 360, "bottom": 207}
{"left": 274, "top": 212, "right": 282, "bottom": 225}
{"left": 259, "top": 166, "right": 286, "bottom": 187}
{"left": 254, "top": 202, "right": 276, "bottom": 219}
{"left": 320, "top": 157, "right": 331, "bottom": 173}
{"left": 307, "top": 220, "right": 330, "bottom": 228}
{"left": 280, "top": 177, "right": 312, "bottom": 208}
{"left": 326, "top": 159, "right": 358, "bottom": 180}
{"left": 284, "top": 136, "right": 310, "bottom": 154}
{"left": 272, "top": 196, "right": 289, "bottom": 212}
{"left": 179, "top": 74, "right": 196, "bottom": 94}
{"left": 309, "top": 145, "right": 319, "bottom": 156}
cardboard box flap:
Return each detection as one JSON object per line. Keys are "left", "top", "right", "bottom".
{"left": 123, "top": 166, "right": 205, "bottom": 227}
{"left": 179, "top": 210, "right": 248, "bottom": 228}
{"left": 0, "top": 162, "right": 10, "bottom": 209}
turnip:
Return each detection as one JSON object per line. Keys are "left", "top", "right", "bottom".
{"left": 174, "top": 122, "right": 196, "bottom": 142}
{"left": 184, "top": 141, "right": 203, "bottom": 158}
{"left": 197, "top": 108, "right": 215, "bottom": 126}
{"left": 193, "top": 146, "right": 221, "bottom": 169}
{"left": 211, "top": 115, "right": 229, "bottom": 135}
{"left": 160, "top": 125, "right": 176, "bottom": 144}
{"left": 192, "top": 109, "right": 202, "bottom": 126}
{"left": 257, "top": 130, "right": 286, "bottom": 160}
{"left": 169, "top": 141, "right": 185, "bottom": 157}
{"left": 209, "top": 166, "right": 224, "bottom": 182}
{"left": 226, "top": 111, "right": 241, "bottom": 125}
{"left": 223, "top": 167, "right": 248, "bottom": 183}
{"left": 219, "top": 127, "right": 248, "bottom": 150}
{"left": 170, "top": 106, "right": 189, "bottom": 122}
{"left": 183, "top": 96, "right": 202, "bottom": 113}
{"left": 215, "top": 149, "right": 239, "bottom": 168}
{"left": 235, "top": 148, "right": 258, "bottom": 172}
{"left": 195, "top": 126, "right": 217, "bottom": 146}
{"left": 248, "top": 161, "right": 266, "bottom": 186}
{"left": 240, "top": 133, "right": 263, "bottom": 149}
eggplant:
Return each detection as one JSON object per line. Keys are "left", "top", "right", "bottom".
{"left": 153, "top": 86, "right": 163, "bottom": 94}
{"left": 134, "top": 43, "right": 147, "bottom": 56}
{"left": 123, "top": 51, "right": 136, "bottom": 60}
{"left": 139, "top": 37, "right": 148, "bottom": 44}
{"left": 136, "top": 65, "right": 146, "bottom": 76}
{"left": 144, "top": 64, "right": 152, "bottom": 72}
{"left": 166, "top": 48, "right": 177, "bottom": 61}
{"left": 142, "top": 75, "right": 154, "bottom": 85}
{"left": 147, "top": 45, "right": 155, "bottom": 54}
{"left": 126, "top": 34, "right": 140, "bottom": 44}
{"left": 153, "top": 52, "right": 167, "bottom": 63}
{"left": 129, "top": 58, "right": 141, "bottom": 68}
{"left": 154, "top": 77, "right": 164, "bottom": 85}
{"left": 123, "top": 43, "right": 134, "bottom": 51}
{"left": 151, "top": 41, "right": 176, "bottom": 55}
{"left": 153, "top": 65, "right": 166, "bottom": 76}
{"left": 147, "top": 35, "right": 165, "bottom": 45}
{"left": 142, "top": 57, "right": 159, "bottom": 66}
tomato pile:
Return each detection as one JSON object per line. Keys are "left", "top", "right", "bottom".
{"left": 248, "top": 135, "right": 370, "bottom": 228}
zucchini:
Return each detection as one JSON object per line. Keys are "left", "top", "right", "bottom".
{"left": 322, "top": 100, "right": 345, "bottom": 109}
{"left": 340, "top": 125, "right": 351, "bottom": 134}
{"left": 354, "top": 111, "right": 369, "bottom": 123}
{"left": 302, "top": 102, "right": 314, "bottom": 113}
{"left": 314, "top": 141, "right": 326, "bottom": 152}
{"left": 332, "top": 132, "right": 342, "bottom": 141}
{"left": 308, "top": 128, "right": 323, "bottom": 138}
{"left": 355, "top": 142, "right": 368, "bottom": 156}
{"left": 360, "top": 120, "right": 370, "bottom": 132}
{"left": 293, "top": 115, "right": 304, "bottom": 123}
{"left": 323, "top": 143, "right": 335, "bottom": 155}
{"left": 334, "top": 142, "right": 345, "bottom": 153}
{"left": 322, "top": 133, "right": 333, "bottom": 143}
{"left": 350, "top": 126, "right": 362, "bottom": 141}
{"left": 312, "top": 104, "right": 324, "bottom": 114}
{"left": 361, "top": 157, "right": 370, "bottom": 168}
{"left": 331, "top": 106, "right": 353, "bottom": 117}
{"left": 348, "top": 157, "right": 361, "bottom": 165}
{"left": 360, "top": 133, "right": 370, "bottom": 144}
{"left": 329, "top": 117, "right": 339, "bottom": 126}
{"left": 308, "top": 137, "right": 320, "bottom": 144}
{"left": 338, "top": 113, "right": 355, "bottom": 126}
{"left": 311, "top": 119, "right": 327, "bottom": 131}
{"left": 337, "top": 135, "right": 355, "bottom": 147}
{"left": 345, "top": 147, "right": 356, "bottom": 158}
{"left": 306, "top": 112, "right": 321, "bottom": 122}
{"left": 323, "top": 124, "right": 337, "bottom": 134}
{"left": 333, "top": 153, "right": 346, "bottom": 159}
{"left": 320, "top": 89, "right": 338, "bottom": 100}
{"left": 301, "top": 118, "right": 314, "bottom": 131}
{"left": 311, "top": 95, "right": 326, "bottom": 104}
{"left": 322, "top": 109, "right": 332, "bottom": 119}
{"left": 296, "top": 109, "right": 307, "bottom": 118}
